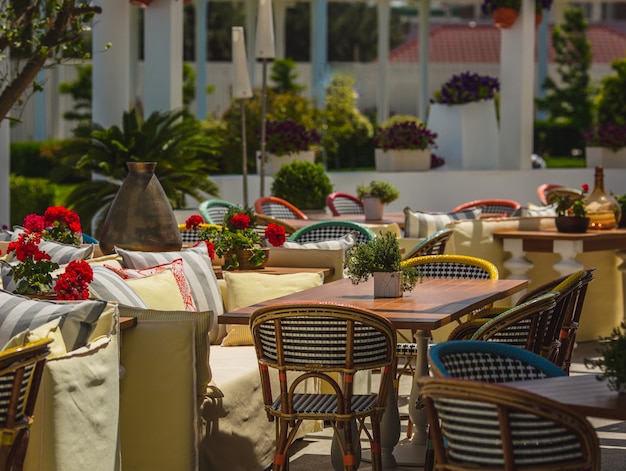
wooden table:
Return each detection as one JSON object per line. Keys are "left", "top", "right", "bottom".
{"left": 504, "top": 374, "right": 626, "bottom": 421}
{"left": 493, "top": 228, "right": 626, "bottom": 279}
{"left": 221, "top": 276, "right": 527, "bottom": 469}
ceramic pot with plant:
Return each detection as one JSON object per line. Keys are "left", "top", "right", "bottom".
{"left": 550, "top": 184, "right": 590, "bottom": 233}
{"left": 374, "top": 116, "right": 439, "bottom": 172}
{"left": 356, "top": 181, "right": 400, "bottom": 221}
{"left": 584, "top": 321, "right": 626, "bottom": 393}
{"left": 345, "top": 231, "right": 421, "bottom": 298}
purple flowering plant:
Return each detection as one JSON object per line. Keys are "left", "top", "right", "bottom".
{"left": 583, "top": 123, "right": 626, "bottom": 152}
{"left": 432, "top": 72, "right": 500, "bottom": 106}
{"left": 374, "top": 120, "right": 438, "bottom": 151}
{"left": 263, "top": 119, "right": 321, "bottom": 157}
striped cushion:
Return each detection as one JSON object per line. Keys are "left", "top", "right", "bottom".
{"left": 89, "top": 265, "right": 149, "bottom": 308}
{"left": 0, "top": 289, "right": 107, "bottom": 351}
{"left": 281, "top": 233, "right": 356, "bottom": 251}
{"left": 116, "top": 244, "right": 224, "bottom": 318}
{"left": 404, "top": 207, "right": 481, "bottom": 238}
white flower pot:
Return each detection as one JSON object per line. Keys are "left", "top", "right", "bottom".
{"left": 362, "top": 196, "right": 384, "bottom": 221}
{"left": 585, "top": 147, "right": 626, "bottom": 168}
{"left": 373, "top": 271, "right": 403, "bottom": 298}
{"left": 374, "top": 149, "right": 431, "bottom": 172}
{"left": 258, "top": 150, "right": 316, "bottom": 175}
{"left": 427, "top": 100, "right": 500, "bottom": 170}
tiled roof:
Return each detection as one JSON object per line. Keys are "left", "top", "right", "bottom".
{"left": 389, "top": 23, "right": 626, "bottom": 64}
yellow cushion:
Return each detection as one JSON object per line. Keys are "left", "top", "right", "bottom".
{"left": 221, "top": 272, "right": 324, "bottom": 346}
{"left": 124, "top": 269, "right": 186, "bottom": 311}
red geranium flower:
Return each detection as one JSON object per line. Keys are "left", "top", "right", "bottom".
{"left": 23, "top": 214, "right": 45, "bottom": 232}
{"left": 6, "top": 230, "right": 59, "bottom": 295}
{"left": 231, "top": 214, "right": 250, "bottom": 230}
{"left": 265, "top": 223, "right": 286, "bottom": 247}
{"left": 186, "top": 214, "right": 205, "bottom": 230}
{"left": 53, "top": 260, "right": 93, "bottom": 300}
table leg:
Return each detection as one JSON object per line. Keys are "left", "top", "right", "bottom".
{"left": 500, "top": 239, "right": 532, "bottom": 303}
{"left": 553, "top": 240, "right": 584, "bottom": 276}
{"left": 391, "top": 329, "right": 429, "bottom": 466}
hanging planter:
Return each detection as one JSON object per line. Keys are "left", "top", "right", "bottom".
{"left": 493, "top": 7, "right": 519, "bottom": 28}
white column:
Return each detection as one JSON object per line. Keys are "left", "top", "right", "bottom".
{"left": 418, "top": 0, "right": 430, "bottom": 122}
{"left": 590, "top": 1, "right": 602, "bottom": 21}
{"left": 195, "top": 0, "right": 208, "bottom": 119}
{"left": 0, "top": 47, "right": 9, "bottom": 228}
{"left": 144, "top": 0, "right": 184, "bottom": 115}
{"left": 377, "top": 0, "right": 390, "bottom": 123}
{"left": 92, "top": 0, "right": 131, "bottom": 127}
{"left": 499, "top": 0, "right": 534, "bottom": 170}
{"left": 245, "top": 0, "right": 256, "bottom": 85}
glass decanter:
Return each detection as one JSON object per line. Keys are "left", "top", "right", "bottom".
{"left": 585, "top": 166, "right": 621, "bottom": 230}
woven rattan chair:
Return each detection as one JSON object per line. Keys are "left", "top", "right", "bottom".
{"left": 537, "top": 183, "right": 566, "bottom": 205}
{"left": 288, "top": 220, "right": 376, "bottom": 245}
{"left": 452, "top": 198, "right": 521, "bottom": 218}
{"left": 0, "top": 338, "right": 52, "bottom": 471}
{"left": 401, "top": 228, "right": 453, "bottom": 261}
{"left": 198, "top": 199, "right": 237, "bottom": 225}
{"left": 250, "top": 303, "right": 396, "bottom": 471}
{"left": 177, "top": 223, "right": 220, "bottom": 245}
{"left": 449, "top": 269, "right": 595, "bottom": 370}
{"left": 418, "top": 376, "right": 601, "bottom": 471}
{"left": 326, "top": 192, "right": 364, "bottom": 216}
{"left": 254, "top": 196, "right": 309, "bottom": 220}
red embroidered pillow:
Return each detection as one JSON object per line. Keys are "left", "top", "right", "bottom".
{"left": 105, "top": 258, "right": 197, "bottom": 312}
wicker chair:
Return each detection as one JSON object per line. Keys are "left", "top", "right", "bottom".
{"left": 177, "top": 223, "right": 220, "bottom": 245}
{"left": 254, "top": 196, "right": 308, "bottom": 220}
{"left": 401, "top": 228, "right": 453, "bottom": 261}
{"left": 288, "top": 220, "right": 376, "bottom": 245}
{"left": 326, "top": 192, "right": 364, "bottom": 216}
{"left": 198, "top": 199, "right": 237, "bottom": 225}
{"left": 452, "top": 198, "right": 521, "bottom": 218}
{"left": 537, "top": 183, "right": 565, "bottom": 205}
{"left": 418, "top": 377, "right": 601, "bottom": 471}
{"left": 250, "top": 303, "right": 396, "bottom": 471}
{"left": 0, "top": 338, "right": 53, "bottom": 471}
{"left": 544, "top": 187, "right": 585, "bottom": 207}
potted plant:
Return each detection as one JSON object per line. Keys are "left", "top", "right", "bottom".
{"left": 199, "top": 206, "right": 286, "bottom": 270}
{"left": 584, "top": 321, "right": 626, "bottom": 393}
{"left": 374, "top": 116, "right": 438, "bottom": 172}
{"left": 481, "top": 0, "right": 552, "bottom": 28}
{"left": 549, "top": 183, "right": 590, "bottom": 233}
{"left": 427, "top": 72, "right": 501, "bottom": 170}
{"left": 261, "top": 119, "right": 321, "bottom": 175}
{"left": 345, "top": 231, "right": 421, "bottom": 298}
{"left": 584, "top": 122, "right": 626, "bottom": 168}
{"left": 356, "top": 181, "right": 399, "bottom": 221}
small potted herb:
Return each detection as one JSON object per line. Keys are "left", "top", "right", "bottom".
{"left": 584, "top": 321, "right": 626, "bottom": 393}
{"left": 374, "top": 116, "right": 438, "bottom": 172}
{"left": 550, "top": 184, "right": 590, "bottom": 233}
{"left": 345, "top": 231, "right": 421, "bottom": 298}
{"left": 356, "top": 181, "right": 399, "bottom": 221}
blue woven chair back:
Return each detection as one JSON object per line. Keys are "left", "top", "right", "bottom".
{"left": 199, "top": 199, "right": 236, "bottom": 225}
{"left": 289, "top": 221, "right": 375, "bottom": 245}
{"left": 402, "top": 228, "right": 453, "bottom": 260}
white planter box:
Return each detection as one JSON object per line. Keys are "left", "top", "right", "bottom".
{"left": 585, "top": 147, "right": 626, "bottom": 168}
{"left": 258, "top": 150, "right": 316, "bottom": 175}
{"left": 427, "top": 100, "right": 500, "bottom": 170}
{"left": 374, "top": 149, "right": 431, "bottom": 172}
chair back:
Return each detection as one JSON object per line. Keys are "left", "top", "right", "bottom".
{"left": 254, "top": 196, "right": 308, "bottom": 220}
{"left": 544, "top": 187, "right": 584, "bottom": 207}
{"left": 429, "top": 340, "right": 566, "bottom": 381}
{"left": 0, "top": 338, "right": 52, "bottom": 471}
{"left": 177, "top": 223, "right": 220, "bottom": 245}
{"left": 418, "top": 377, "right": 601, "bottom": 471}
{"left": 452, "top": 199, "right": 521, "bottom": 218}
{"left": 326, "top": 192, "right": 364, "bottom": 216}
{"left": 400, "top": 254, "right": 498, "bottom": 280}
{"left": 198, "top": 199, "right": 237, "bottom": 225}
{"left": 537, "top": 183, "right": 566, "bottom": 205}
{"left": 289, "top": 220, "right": 376, "bottom": 245}
{"left": 402, "top": 228, "right": 453, "bottom": 260}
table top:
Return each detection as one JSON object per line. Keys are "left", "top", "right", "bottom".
{"left": 493, "top": 228, "right": 626, "bottom": 252}
{"left": 504, "top": 374, "right": 626, "bottom": 420}
{"left": 220, "top": 277, "right": 527, "bottom": 330}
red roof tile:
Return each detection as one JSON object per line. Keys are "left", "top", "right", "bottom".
{"left": 389, "top": 23, "right": 626, "bottom": 64}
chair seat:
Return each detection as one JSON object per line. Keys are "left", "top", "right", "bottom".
{"left": 272, "top": 393, "right": 378, "bottom": 415}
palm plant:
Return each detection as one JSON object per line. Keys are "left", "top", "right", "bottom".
{"left": 55, "top": 108, "right": 222, "bottom": 236}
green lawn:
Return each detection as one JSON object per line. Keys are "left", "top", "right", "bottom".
{"left": 544, "top": 156, "right": 586, "bottom": 168}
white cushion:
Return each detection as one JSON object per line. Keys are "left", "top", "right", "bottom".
{"left": 404, "top": 207, "right": 481, "bottom": 238}
{"left": 281, "top": 232, "right": 357, "bottom": 251}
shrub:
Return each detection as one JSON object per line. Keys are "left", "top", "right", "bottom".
{"left": 9, "top": 175, "right": 56, "bottom": 227}
{"left": 271, "top": 161, "right": 333, "bottom": 210}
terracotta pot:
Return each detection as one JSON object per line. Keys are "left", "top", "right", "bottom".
{"left": 555, "top": 216, "right": 590, "bottom": 234}
{"left": 224, "top": 248, "right": 269, "bottom": 270}
{"left": 493, "top": 7, "right": 518, "bottom": 29}
{"left": 362, "top": 196, "right": 384, "bottom": 221}
{"left": 130, "top": 0, "right": 152, "bottom": 7}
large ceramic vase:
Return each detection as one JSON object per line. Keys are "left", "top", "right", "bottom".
{"left": 99, "top": 162, "right": 182, "bottom": 255}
